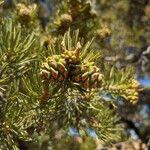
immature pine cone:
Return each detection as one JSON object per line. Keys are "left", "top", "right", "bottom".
{"left": 40, "top": 55, "right": 68, "bottom": 83}
{"left": 72, "top": 62, "right": 103, "bottom": 89}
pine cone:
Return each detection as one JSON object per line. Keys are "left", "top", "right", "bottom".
{"left": 72, "top": 62, "right": 103, "bottom": 89}
{"left": 40, "top": 55, "right": 68, "bottom": 83}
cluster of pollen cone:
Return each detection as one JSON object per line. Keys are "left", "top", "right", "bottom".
{"left": 40, "top": 46, "right": 103, "bottom": 89}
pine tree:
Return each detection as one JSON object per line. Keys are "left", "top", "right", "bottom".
{"left": 0, "top": 0, "right": 149, "bottom": 149}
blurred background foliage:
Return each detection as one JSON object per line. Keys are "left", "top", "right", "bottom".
{"left": 0, "top": 0, "right": 150, "bottom": 149}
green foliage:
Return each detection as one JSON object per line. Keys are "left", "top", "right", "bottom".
{"left": 0, "top": 19, "right": 37, "bottom": 149}
{"left": 0, "top": 0, "right": 144, "bottom": 149}
{"left": 101, "top": 65, "right": 139, "bottom": 103}
{"left": 0, "top": 18, "right": 37, "bottom": 95}
{"left": 0, "top": 22, "right": 124, "bottom": 149}
{"left": 50, "top": 0, "right": 98, "bottom": 36}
